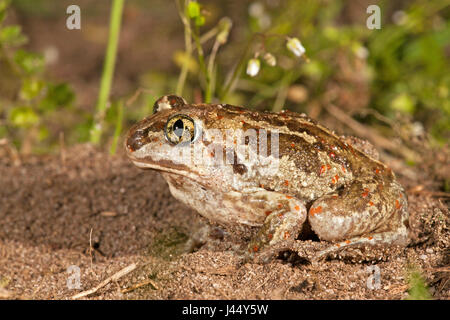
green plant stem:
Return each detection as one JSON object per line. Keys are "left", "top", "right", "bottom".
{"left": 175, "top": 0, "right": 192, "bottom": 97}
{"left": 192, "top": 24, "right": 211, "bottom": 102}
{"left": 206, "top": 39, "right": 220, "bottom": 99}
{"left": 219, "top": 32, "right": 291, "bottom": 102}
{"left": 109, "top": 100, "right": 123, "bottom": 155}
{"left": 90, "top": 0, "right": 124, "bottom": 145}
{"left": 219, "top": 38, "right": 254, "bottom": 102}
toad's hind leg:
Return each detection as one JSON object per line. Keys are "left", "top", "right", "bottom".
{"left": 244, "top": 191, "right": 307, "bottom": 263}
{"left": 308, "top": 179, "right": 409, "bottom": 260}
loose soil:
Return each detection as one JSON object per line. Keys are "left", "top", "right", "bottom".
{"left": 0, "top": 144, "right": 448, "bottom": 300}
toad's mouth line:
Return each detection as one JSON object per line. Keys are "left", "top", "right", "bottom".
{"left": 129, "top": 157, "right": 208, "bottom": 184}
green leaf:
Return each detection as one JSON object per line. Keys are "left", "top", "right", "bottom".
{"left": 195, "top": 15, "right": 205, "bottom": 27}
{"left": 0, "top": 25, "right": 27, "bottom": 46}
{"left": 303, "top": 60, "right": 323, "bottom": 79}
{"left": 391, "top": 93, "right": 415, "bottom": 114}
{"left": 14, "top": 50, "right": 44, "bottom": 75}
{"left": 187, "top": 1, "right": 200, "bottom": 19}
{"left": 0, "top": 10, "right": 6, "bottom": 25}
{"left": 406, "top": 268, "right": 432, "bottom": 300}
{"left": 20, "top": 78, "right": 44, "bottom": 101}
{"left": 39, "top": 83, "right": 74, "bottom": 111}
{"left": 0, "top": 0, "right": 10, "bottom": 16}
{"left": 9, "top": 106, "right": 39, "bottom": 127}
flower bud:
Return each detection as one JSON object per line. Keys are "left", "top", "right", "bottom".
{"left": 216, "top": 17, "right": 232, "bottom": 44}
{"left": 246, "top": 58, "right": 260, "bottom": 77}
{"left": 286, "top": 37, "right": 306, "bottom": 57}
{"left": 263, "top": 52, "right": 276, "bottom": 66}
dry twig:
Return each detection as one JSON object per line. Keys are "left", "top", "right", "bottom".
{"left": 324, "top": 104, "right": 417, "bottom": 161}
{"left": 71, "top": 263, "right": 138, "bottom": 299}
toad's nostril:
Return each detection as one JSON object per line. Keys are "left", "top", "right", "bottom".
{"left": 127, "top": 129, "right": 147, "bottom": 152}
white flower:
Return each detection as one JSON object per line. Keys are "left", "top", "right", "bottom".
{"left": 286, "top": 37, "right": 306, "bottom": 57}
{"left": 263, "top": 52, "right": 276, "bottom": 66}
{"left": 355, "top": 45, "right": 369, "bottom": 59}
{"left": 246, "top": 58, "right": 260, "bottom": 77}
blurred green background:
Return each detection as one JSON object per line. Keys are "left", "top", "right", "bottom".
{"left": 0, "top": 0, "right": 449, "bottom": 155}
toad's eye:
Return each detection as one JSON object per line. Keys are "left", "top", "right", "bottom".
{"left": 164, "top": 114, "right": 198, "bottom": 145}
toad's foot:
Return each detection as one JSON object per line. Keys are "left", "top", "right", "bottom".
{"left": 312, "top": 229, "right": 409, "bottom": 262}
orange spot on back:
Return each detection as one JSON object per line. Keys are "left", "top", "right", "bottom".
{"left": 319, "top": 165, "right": 326, "bottom": 176}
{"left": 362, "top": 188, "right": 369, "bottom": 198}
{"left": 253, "top": 246, "right": 259, "bottom": 252}
{"left": 277, "top": 203, "right": 283, "bottom": 209}
{"left": 331, "top": 175, "right": 339, "bottom": 184}
{"left": 265, "top": 210, "right": 272, "bottom": 216}
{"left": 369, "top": 201, "right": 374, "bottom": 206}
{"left": 291, "top": 143, "right": 295, "bottom": 148}
{"left": 286, "top": 195, "right": 292, "bottom": 199}
{"left": 284, "top": 180, "right": 289, "bottom": 186}
{"left": 367, "top": 236, "right": 374, "bottom": 240}
{"left": 310, "top": 206, "right": 322, "bottom": 216}
{"left": 345, "top": 240, "right": 351, "bottom": 244}
{"left": 395, "top": 199, "right": 402, "bottom": 209}
{"left": 294, "top": 205, "right": 300, "bottom": 211}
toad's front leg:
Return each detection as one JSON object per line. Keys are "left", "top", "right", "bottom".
{"left": 243, "top": 191, "right": 307, "bottom": 263}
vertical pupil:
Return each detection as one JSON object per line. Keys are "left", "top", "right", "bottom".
{"left": 173, "top": 119, "right": 184, "bottom": 138}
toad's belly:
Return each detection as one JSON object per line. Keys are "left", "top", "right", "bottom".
{"left": 162, "top": 173, "right": 267, "bottom": 227}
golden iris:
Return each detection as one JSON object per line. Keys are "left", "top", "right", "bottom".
{"left": 164, "top": 114, "right": 197, "bottom": 145}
